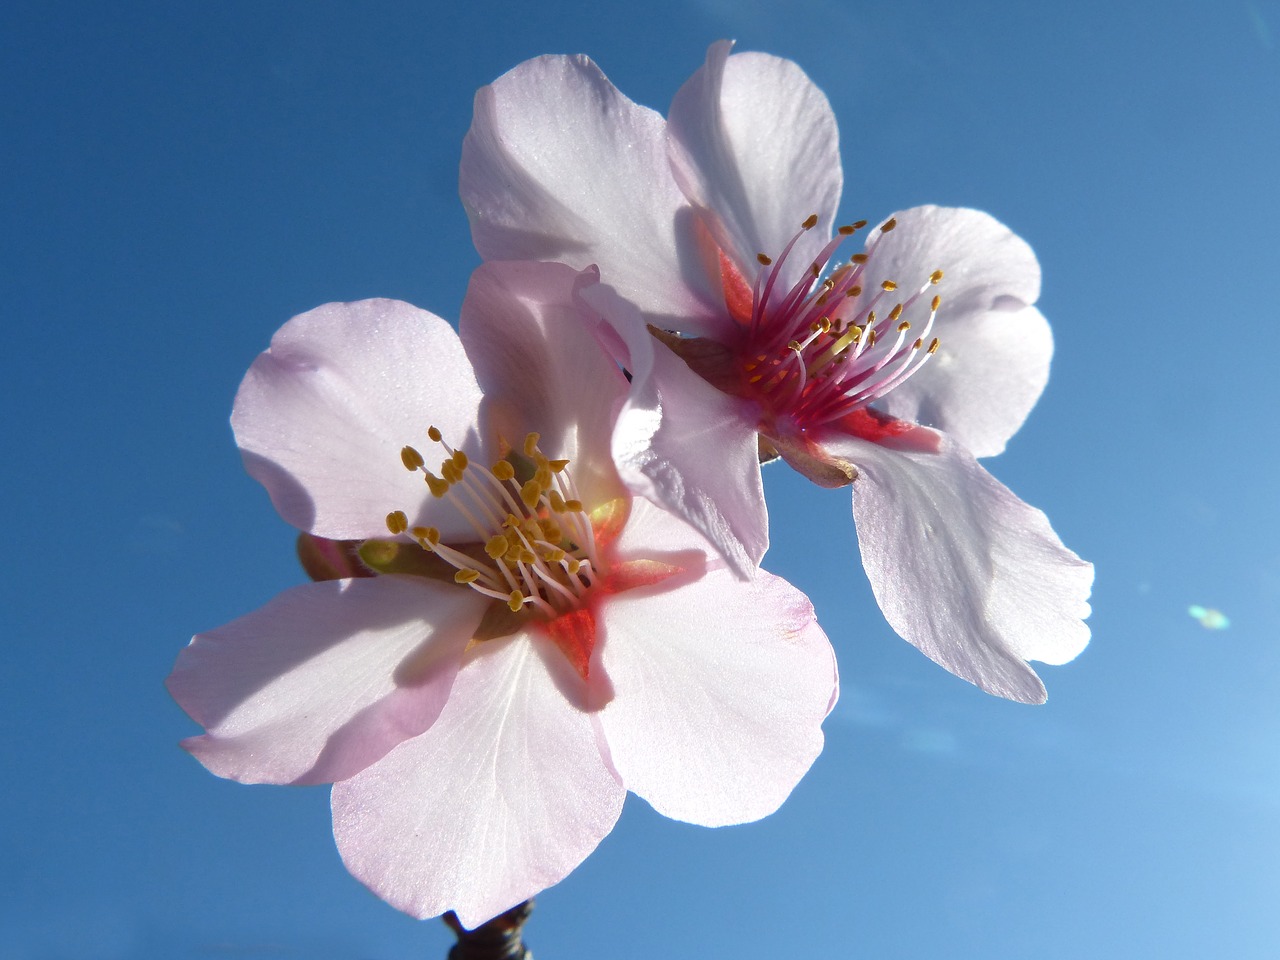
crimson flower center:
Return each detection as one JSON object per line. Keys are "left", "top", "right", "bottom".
{"left": 729, "top": 215, "right": 944, "bottom": 432}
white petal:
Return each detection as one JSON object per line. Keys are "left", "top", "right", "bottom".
{"left": 667, "top": 41, "right": 842, "bottom": 291}
{"left": 232, "top": 299, "right": 484, "bottom": 541}
{"left": 579, "top": 280, "right": 769, "bottom": 576}
{"left": 331, "top": 636, "right": 624, "bottom": 928}
{"left": 168, "top": 576, "right": 484, "bottom": 784}
{"left": 856, "top": 206, "right": 1050, "bottom": 457}
{"left": 826, "top": 431, "right": 1093, "bottom": 703}
{"left": 461, "top": 54, "right": 718, "bottom": 326}
{"left": 598, "top": 563, "right": 836, "bottom": 825}
{"left": 459, "top": 261, "right": 629, "bottom": 509}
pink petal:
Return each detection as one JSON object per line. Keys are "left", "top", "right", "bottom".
{"left": 597, "top": 557, "right": 836, "bottom": 826}
{"left": 167, "top": 576, "right": 485, "bottom": 785}
{"left": 579, "top": 279, "right": 769, "bottom": 576}
{"left": 460, "top": 54, "right": 718, "bottom": 327}
{"left": 822, "top": 430, "right": 1092, "bottom": 703}
{"left": 667, "top": 41, "right": 842, "bottom": 296}
{"left": 231, "top": 299, "right": 484, "bottom": 541}
{"left": 458, "top": 261, "right": 629, "bottom": 509}
{"left": 854, "top": 206, "right": 1050, "bottom": 457}
{"left": 331, "top": 636, "right": 625, "bottom": 928}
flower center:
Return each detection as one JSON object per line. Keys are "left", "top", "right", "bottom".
{"left": 732, "top": 215, "right": 944, "bottom": 432}
{"left": 384, "top": 428, "right": 601, "bottom": 619}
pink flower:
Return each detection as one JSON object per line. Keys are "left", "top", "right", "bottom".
{"left": 167, "top": 261, "right": 837, "bottom": 927}
{"left": 461, "top": 42, "right": 1092, "bottom": 703}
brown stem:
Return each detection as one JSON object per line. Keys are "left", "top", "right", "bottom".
{"left": 443, "top": 900, "right": 533, "bottom": 960}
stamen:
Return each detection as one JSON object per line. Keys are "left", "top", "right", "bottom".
{"left": 401, "top": 446, "right": 424, "bottom": 471}
{"left": 734, "top": 204, "right": 948, "bottom": 432}
{"left": 384, "top": 428, "right": 603, "bottom": 619}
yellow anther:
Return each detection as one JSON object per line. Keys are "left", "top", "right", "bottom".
{"left": 539, "top": 519, "right": 563, "bottom": 542}
{"left": 802, "top": 213, "right": 819, "bottom": 229}
{"left": 548, "top": 459, "right": 569, "bottom": 473}
{"left": 485, "top": 534, "right": 510, "bottom": 558}
{"left": 523, "top": 432, "right": 541, "bottom": 457}
{"left": 401, "top": 446, "right": 425, "bottom": 471}
{"left": 888, "top": 303, "right": 904, "bottom": 321}
{"left": 851, "top": 253, "right": 869, "bottom": 264}
{"left": 534, "top": 466, "right": 553, "bottom": 489}
{"left": 837, "top": 224, "right": 856, "bottom": 235}
{"left": 454, "top": 569, "right": 481, "bottom": 584}
{"left": 411, "top": 525, "right": 439, "bottom": 545}
{"left": 543, "top": 546, "right": 566, "bottom": 563}
{"left": 441, "top": 460, "right": 462, "bottom": 485}
{"left": 913, "top": 337, "right": 924, "bottom": 349}
{"left": 520, "top": 548, "right": 537, "bottom": 565}
{"left": 897, "top": 321, "right": 911, "bottom": 333}
{"left": 867, "top": 310, "right": 877, "bottom": 324}
{"left": 881, "top": 280, "right": 898, "bottom": 292}
{"left": 881, "top": 218, "right": 898, "bottom": 232}
{"left": 507, "top": 590, "right": 525, "bottom": 612}
{"left": 504, "top": 513, "right": 521, "bottom": 529}
{"left": 451, "top": 450, "right": 469, "bottom": 470}
{"left": 788, "top": 340, "right": 802, "bottom": 351}
{"left": 867, "top": 329, "right": 879, "bottom": 346}
{"left": 852, "top": 219, "right": 868, "bottom": 229}
{"left": 427, "top": 425, "right": 442, "bottom": 443}
{"left": 549, "top": 490, "right": 567, "bottom": 512}
{"left": 757, "top": 253, "right": 773, "bottom": 266}
{"left": 425, "top": 472, "right": 450, "bottom": 498}
{"left": 928, "top": 338, "right": 940, "bottom": 354}
{"left": 564, "top": 499, "right": 583, "bottom": 512}
{"left": 491, "top": 460, "right": 516, "bottom": 481}
{"left": 931, "top": 295, "right": 942, "bottom": 311}
{"left": 846, "top": 285, "right": 863, "bottom": 298}
{"left": 822, "top": 278, "right": 835, "bottom": 292}
{"left": 930, "top": 269, "right": 944, "bottom": 284}
{"left": 385, "top": 511, "right": 409, "bottom": 535}
{"left": 817, "top": 316, "right": 832, "bottom": 333}
{"left": 520, "top": 479, "right": 542, "bottom": 508}
{"left": 566, "top": 558, "right": 582, "bottom": 575}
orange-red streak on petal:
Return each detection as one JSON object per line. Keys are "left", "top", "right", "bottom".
{"left": 718, "top": 249, "right": 755, "bottom": 327}
{"left": 835, "top": 408, "right": 941, "bottom": 453}
{"left": 542, "top": 558, "right": 686, "bottom": 681}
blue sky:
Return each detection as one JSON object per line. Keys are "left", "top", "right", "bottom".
{"left": 3, "top": 1, "right": 1278, "bottom": 957}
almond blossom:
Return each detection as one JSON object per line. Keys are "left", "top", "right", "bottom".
{"left": 460, "top": 42, "right": 1092, "bottom": 703}
{"left": 167, "top": 260, "right": 836, "bottom": 928}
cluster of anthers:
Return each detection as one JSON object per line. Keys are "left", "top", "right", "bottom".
{"left": 741, "top": 215, "right": 945, "bottom": 430}
{"left": 384, "top": 428, "right": 599, "bottom": 617}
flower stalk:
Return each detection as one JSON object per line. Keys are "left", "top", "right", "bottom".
{"left": 444, "top": 900, "right": 533, "bottom": 960}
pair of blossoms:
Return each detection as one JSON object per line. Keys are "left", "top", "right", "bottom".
{"left": 169, "top": 42, "right": 1093, "bottom": 928}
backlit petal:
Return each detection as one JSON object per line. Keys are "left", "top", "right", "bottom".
{"left": 580, "top": 279, "right": 769, "bottom": 576}
{"left": 822, "top": 430, "right": 1093, "bottom": 703}
{"left": 168, "top": 576, "right": 484, "bottom": 785}
{"left": 668, "top": 41, "right": 842, "bottom": 295}
{"left": 853, "top": 206, "right": 1049, "bottom": 457}
{"left": 598, "top": 562, "right": 836, "bottom": 825}
{"left": 461, "top": 54, "right": 718, "bottom": 326}
{"left": 459, "top": 261, "right": 629, "bottom": 509}
{"left": 331, "top": 636, "right": 624, "bottom": 928}
{"left": 232, "top": 299, "right": 484, "bottom": 541}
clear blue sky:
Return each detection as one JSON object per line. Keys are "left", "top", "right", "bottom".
{"left": 3, "top": 1, "right": 1278, "bottom": 957}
